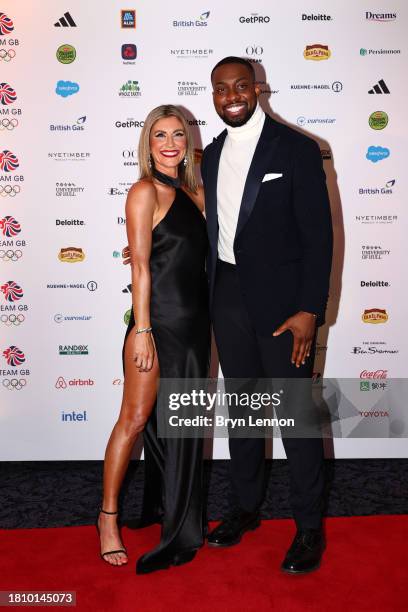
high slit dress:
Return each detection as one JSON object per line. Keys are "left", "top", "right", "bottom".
{"left": 122, "top": 187, "right": 210, "bottom": 560}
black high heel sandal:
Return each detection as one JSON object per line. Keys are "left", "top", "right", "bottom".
{"left": 96, "top": 508, "right": 128, "bottom": 564}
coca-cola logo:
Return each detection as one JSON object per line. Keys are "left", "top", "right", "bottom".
{"left": 360, "top": 370, "right": 388, "bottom": 379}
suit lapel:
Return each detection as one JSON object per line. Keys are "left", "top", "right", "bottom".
{"left": 235, "top": 115, "right": 280, "bottom": 239}
{"left": 205, "top": 130, "right": 226, "bottom": 251}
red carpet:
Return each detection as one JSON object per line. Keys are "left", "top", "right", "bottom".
{"left": 1, "top": 516, "right": 407, "bottom": 611}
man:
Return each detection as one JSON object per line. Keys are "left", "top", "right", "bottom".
{"left": 201, "top": 57, "right": 333, "bottom": 573}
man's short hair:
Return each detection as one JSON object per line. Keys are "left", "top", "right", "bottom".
{"left": 211, "top": 56, "right": 256, "bottom": 82}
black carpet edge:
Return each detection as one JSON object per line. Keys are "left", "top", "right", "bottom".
{"left": 1, "top": 459, "right": 407, "bottom": 529}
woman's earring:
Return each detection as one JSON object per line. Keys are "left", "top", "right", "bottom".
{"left": 148, "top": 155, "right": 152, "bottom": 169}
{"left": 183, "top": 157, "right": 188, "bottom": 167}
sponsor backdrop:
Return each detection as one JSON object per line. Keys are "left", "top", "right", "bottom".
{"left": 1, "top": 1, "right": 407, "bottom": 459}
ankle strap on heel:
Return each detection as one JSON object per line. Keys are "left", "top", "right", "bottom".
{"left": 99, "top": 507, "right": 119, "bottom": 515}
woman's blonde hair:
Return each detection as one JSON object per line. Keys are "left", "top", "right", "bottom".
{"left": 138, "top": 104, "right": 197, "bottom": 193}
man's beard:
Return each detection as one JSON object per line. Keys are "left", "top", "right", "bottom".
{"left": 220, "top": 102, "right": 256, "bottom": 128}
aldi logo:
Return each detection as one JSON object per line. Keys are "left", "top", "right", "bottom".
{"left": 121, "top": 10, "right": 136, "bottom": 28}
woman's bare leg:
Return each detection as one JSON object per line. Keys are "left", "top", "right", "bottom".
{"left": 98, "top": 328, "right": 159, "bottom": 565}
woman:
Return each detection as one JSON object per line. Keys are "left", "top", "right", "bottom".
{"left": 97, "top": 105, "right": 210, "bottom": 574}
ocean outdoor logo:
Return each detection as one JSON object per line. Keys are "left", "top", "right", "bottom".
{"left": 55, "top": 80, "right": 79, "bottom": 98}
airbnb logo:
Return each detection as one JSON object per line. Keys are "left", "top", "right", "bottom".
{"left": 360, "top": 370, "right": 388, "bottom": 379}
{"left": 55, "top": 376, "right": 94, "bottom": 388}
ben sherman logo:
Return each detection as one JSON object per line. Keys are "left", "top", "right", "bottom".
{"left": 360, "top": 370, "right": 388, "bottom": 379}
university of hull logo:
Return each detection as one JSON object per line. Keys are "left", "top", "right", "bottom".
{"left": 303, "top": 44, "right": 331, "bottom": 60}
{"left": 362, "top": 308, "right": 388, "bottom": 324}
{"left": 3, "top": 345, "right": 25, "bottom": 366}
{"left": 1, "top": 281, "right": 23, "bottom": 302}
{"left": 0, "top": 83, "right": 17, "bottom": 105}
{"left": 0, "top": 13, "right": 14, "bottom": 35}
{"left": 0, "top": 150, "right": 19, "bottom": 172}
{"left": 0, "top": 216, "right": 21, "bottom": 237}
{"left": 58, "top": 247, "right": 85, "bottom": 262}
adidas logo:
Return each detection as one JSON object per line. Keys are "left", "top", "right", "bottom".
{"left": 368, "top": 79, "right": 390, "bottom": 94}
{"left": 54, "top": 12, "right": 77, "bottom": 27}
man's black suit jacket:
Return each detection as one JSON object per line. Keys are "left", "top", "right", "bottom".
{"left": 201, "top": 113, "right": 333, "bottom": 335}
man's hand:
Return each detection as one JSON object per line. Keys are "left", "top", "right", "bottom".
{"left": 122, "top": 245, "right": 131, "bottom": 266}
{"left": 273, "top": 311, "right": 317, "bottom": 367}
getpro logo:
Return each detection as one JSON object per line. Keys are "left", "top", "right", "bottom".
{"left": 55, "top": 80, "right": 79, "bottom": 98}
{"left": 366, "top": 146, "right": 390, "bottom": 163}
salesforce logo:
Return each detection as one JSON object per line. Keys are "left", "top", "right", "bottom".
{"left": 56, "top": 80, "right": 80, "bottom": 98}
{"left": 366, "top": 146, "right": 390, "bottom": 163}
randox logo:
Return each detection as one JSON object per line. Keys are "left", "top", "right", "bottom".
{"left": 303, "top": 44, "right": 331, "bottom": 60}
{"left": 369, "top": 111, "right": 388, "bottom": 130}
{"left": 361, "top": 308, "right": 388, "bottom": 324}
{"left": 58, "top": 345, "right": 89, "bottom": 355}
{"left": 56, "top": 44, "right": 76, "bottom": 64}
{"left": 58, "top": 247, "right": 85, "bottom": 262}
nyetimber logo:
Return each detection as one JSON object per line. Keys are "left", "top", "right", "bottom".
{"left": 1, "top": 281, "right": 23, "bottom": 302}
{"left": 0, "top": 216, "right": 21, "bottom": 237}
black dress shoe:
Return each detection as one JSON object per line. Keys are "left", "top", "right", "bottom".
{"left": 281, "top": 528, "right": 325, "bottom": 574}
{"left": 207, "top": 510, "right": 260, "bottom": 547}
{"left": 136, "top": 549, "right": 197, "bottom": 575}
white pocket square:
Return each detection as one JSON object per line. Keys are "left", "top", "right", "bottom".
{"left": 262, "top": 173, "right": 283, "bottom": 182}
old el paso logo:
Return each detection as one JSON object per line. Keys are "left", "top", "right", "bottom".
{"left": 58, "top": 247, "right": 85, "bottom": 262}
{"left": 362, "top": 308, "right": 388, "bottom": 324}
{"left": 304, "top": 44, "right": 331, "bottom": 60}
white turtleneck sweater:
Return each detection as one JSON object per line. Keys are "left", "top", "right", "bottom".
{"left": 217, "top": 102, "right": 266, "bottom": 264}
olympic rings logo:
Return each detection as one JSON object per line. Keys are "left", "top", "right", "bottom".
{"left": 2, "top": 378, "right": 27, "bottom": 390}
{"left": 0, "top": 49, "right": 16, "bottom": 62}
{"left": 0, "top": 313, "right": 25, "bottom": 325}
{"left": 0, "top": 118, "right": 18, "bottom": 130}
{"left": 0, "top": 249, "right": 23, "bottom": 261}
{"left": 0, "top": 185, "right": 21, "bottom": 197}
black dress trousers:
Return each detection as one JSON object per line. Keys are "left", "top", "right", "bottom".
{"left": 212, "top": 259, "right": 324, "bottom": 529}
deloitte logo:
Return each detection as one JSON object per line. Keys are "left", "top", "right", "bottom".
{"left": 56, "top": 44, "right": 76, "bottom": 64}
{"left": 369, "top": 111, "right": 388, "bottom": 130}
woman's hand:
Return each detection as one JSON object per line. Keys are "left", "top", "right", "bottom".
{"left": 133, "top": 332, "right": 155, "bottom": 372}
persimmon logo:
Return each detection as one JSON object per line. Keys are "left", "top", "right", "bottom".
{"left": 58, "top": 247, "right": 85, "bottom": 262}
{"left": 362, "top": 308, "right": 388, "bottom": 324}
{"left": 304, "top": 44, "right": 331, "bottom": 60}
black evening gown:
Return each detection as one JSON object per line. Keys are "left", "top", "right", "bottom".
{"left": 122, "top": 187, "right": 210, "bottom": 561}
